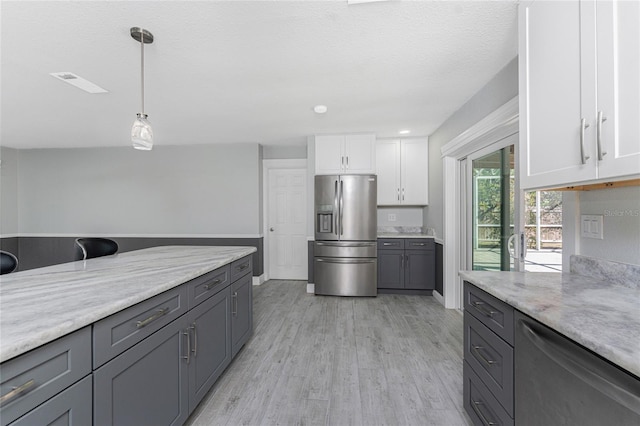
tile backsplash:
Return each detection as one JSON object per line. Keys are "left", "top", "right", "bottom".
{"left": 570, "top": 255, "right": 640, "bottom": 290}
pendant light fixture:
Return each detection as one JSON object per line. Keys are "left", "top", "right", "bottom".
{"left": 130, "top": 27, "right": 154, "bottom": 150}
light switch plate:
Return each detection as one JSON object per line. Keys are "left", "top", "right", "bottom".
{"left": 581, "top": 215, "right": 604, "bottom": 239}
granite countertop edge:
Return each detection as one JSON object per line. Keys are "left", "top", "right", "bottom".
{"left": 459, "top": 270, "right": 640, "bottom": 379}
{"left": 0, "top": 246, "right": 257, "bottom": 363}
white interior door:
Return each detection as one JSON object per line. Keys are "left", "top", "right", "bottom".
{"left": 268, "top": 168, "right": 307, "bottom": 279}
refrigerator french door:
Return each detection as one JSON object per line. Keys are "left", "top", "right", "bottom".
{"left": 314, "top": 175, "right": 377, "bottom": 296}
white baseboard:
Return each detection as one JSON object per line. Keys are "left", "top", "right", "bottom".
{"left": 252, "top": 275, "right": 266, "bottom": 286}
{"left": 432, "top": 290, "right": 445, "bottom": 306}
{"left": 306, "top": 283, "right": 315, "bottom": 294}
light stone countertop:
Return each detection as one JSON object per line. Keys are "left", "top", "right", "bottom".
{"left": 459, "top": 270, "right": 640, "bottom": 378}
{"left": 377, "top": 233, "right": 435, "bottom": 239}
{"left": 0, "top": 245, "right": 256, "bottom": 363}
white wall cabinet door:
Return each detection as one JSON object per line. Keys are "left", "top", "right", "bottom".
{"left": 519, "top": 0, "right": 596, "bottom": 190}
{"left": 376, "top": 138, "right": 428, "bottom": 206}
{"left": 315, "top": 135, "right": 344, "bottom": 175}
{"left": 401, "top": 139, "right": 428, "bottom": 205}
{"left": 343, "top": 134, "right": 376, "bottom": 174}
{"left": 595, "top": 0, "right": 640, "bottom": 179}
{"left": 315, "top": 134, "right": 375, "bottom": 175}
{"left": 376, "top": 140, "right": 401, "bottom": 205}
{"left": 519, "top": 0, "right": 639, "bottom": 190}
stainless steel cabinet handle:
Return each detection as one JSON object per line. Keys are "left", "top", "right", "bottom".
{"left": 597, "top": 111, "right": 608, "bottom": 160}
{"left": 316, "top": 258, "right": 376, "bottom": 264}
{"left": 346, "top": 156, "right": 349, "bottom": 169}
{"left": 405, "top": 254, "right": 409, "bottom": 267}
{"left": 400, "top": 255, "right": 404, "bottom": 269}
{"left": 136, "top": 307, "right": 170, "bottom": 328}
{"left": 232, "top": 292, "right": 238, "bottom": 315}
{"left": 316, "top": 241, "right": 376, "bottom": 248}
{"left": 191, "top": 322, "right": 198, "bottom": 357}
{"left": 472, "top": 301, "right": 497, "bottom": 317}
{"left": 0, "top": 379, "right": 35, "bottom": 406}
{"left": 472, "top": 345, "right": 496, "bottom": 366}
{"left": 397, "top": 188, "right": 400, "bottom": 201}
{"left": 402, "top": 188, "right": 405, "bottom": 201}
{"left": 411, "top": 243, "right": 426, "bottom": 246}
{"left": 204, "top": 279, "right": 222, "bottom": 290}
{"left": 471, "top": 400, "right": 497, "bottom": 426}
{"left": 182, "top": 329, "right": 191, "bottom": 364}
{"left": 580, "top": 118, "right": 591, "bottom": 164}
{"left": 237, "top": 264, "right": 248, "bottom": 271}
{"left": 382, "top": 242, "right": 396, "bottom": 246}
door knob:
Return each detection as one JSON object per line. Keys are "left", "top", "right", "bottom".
{"left": 270, "top": 227, "right": 275, "bottom": 232}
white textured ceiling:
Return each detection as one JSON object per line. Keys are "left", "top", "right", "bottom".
{"left": 1, "top": 1, "right": 518, "bottom": 149}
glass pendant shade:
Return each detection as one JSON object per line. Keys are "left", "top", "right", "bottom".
{"left": 131, "top": 113, "right": 153, "bottom": 150}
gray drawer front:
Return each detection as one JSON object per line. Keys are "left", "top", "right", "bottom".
{"left": 404, "top": 239, "right": 434, "bottom": 251}
{"left": 464, "top": 282, "right": 514, "bottom": 345}
{"left": 10, "top": 375, "right": 92, "bottom": 426}
{"left": 464, "top": 313, "right": 514, "bottom": 416}
{"left": 464, "top": 361, "right": 513, "bottom": 426}
{"left": 0, "top": 327, "right": 91, "bottom": 426}
{"left": 93, "top": 285, "right": 188, "bottom": 368}
{"left": 230, "top": 256, "right": 252, "bottom": 282}
{"left": 377, "top": 239, "right": 405, "bottom": 250}
{"left": 187, "top": 265, "right": 230, "bottom": 309}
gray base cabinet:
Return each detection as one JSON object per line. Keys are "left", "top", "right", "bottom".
{"left": 93, "top": 315, "right": 190, "bottom": 426}
{"left": 11, "top": 375, "right": 92, "bottom": 426}
{"left": 463, "top": 282, "right": 515, "bottom": 426}
{"left": 377, "top": 239, "right": 435, "bottom": 291}
{"left": 188, "top": 288, "right": 232, "bottom": 412}
{"left": 231, "top": 273, "right": 253, "bottom": 357}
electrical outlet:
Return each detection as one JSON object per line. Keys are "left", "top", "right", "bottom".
{"left": 388, "top": 214, "right": 397, "bottom": 222}
{"left": 581, "top": 215, "right": 604, "bottom": 239}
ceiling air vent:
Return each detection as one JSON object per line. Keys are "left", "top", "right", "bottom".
{"left": 50, "top": 72, "right": 108, "bottom": 94}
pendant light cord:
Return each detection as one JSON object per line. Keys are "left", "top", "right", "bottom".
{"left": 140, "top": 35, "right": 145, "bottom": 115}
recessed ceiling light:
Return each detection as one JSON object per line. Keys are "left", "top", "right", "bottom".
{"left": 399, "top": 130, "right": 411, "bottom": 135}
{"left": 314, "top": 105, "right": 328, "bottom": 114}
{"left": 50, "top": 72, "right": 108, "bottom": 94}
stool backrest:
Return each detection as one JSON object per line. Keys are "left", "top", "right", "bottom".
{"left": 75, "top": 238, "right": 119, "bottom": 261}
{"left": 0, "top": 251, "right": 18, "bottom": 275}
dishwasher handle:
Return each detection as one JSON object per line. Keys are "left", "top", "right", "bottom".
{"left": 519, "top": 318, "right": 640, "bottom": 415}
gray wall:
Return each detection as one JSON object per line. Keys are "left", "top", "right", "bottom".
{"left": 424, "top": 57, "right": 518, "bottom": 238}
{"left": 17, "top": 144, "right": 263, "bottom": 235}
{"left": 0, "top": 147, "right": 19, "bottom": 235}
{"left": 572, "top": 186, "right": 640, "bottom": 266}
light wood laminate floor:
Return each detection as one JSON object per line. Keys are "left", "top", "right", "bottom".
{"left": 186, "top": 280, "right": 472, "bottom": 426}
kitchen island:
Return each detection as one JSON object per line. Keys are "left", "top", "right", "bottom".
{"left": 0, "top": 245, "right": 256, "bottom": 426}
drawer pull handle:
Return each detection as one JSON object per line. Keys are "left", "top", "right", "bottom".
{"left": 0, "top": 379, "right": 35, "bottom": 406}
{"left": 472, "top": 345, "right": 497, "bottom": 366}
{"left": 182, "top": 330, "right": 191, "bottom": 364}
{"left": 237, "top": 264, "right": 248, "bottom": 271}
{"left": 471, "top": 400, "right": 497, "bottom": 426}
{"left": 136, "top": 307, "right": 170, "bottom": 328}
{"left": 412, "top": 243, "right": 426, "bottom": 246}
{"left": 204, "top": 279, "right": 222, "bottom": 290}
{"left": 382, "top": 242, "right": 395, "bottom": 246}
{"left": 191, "top": 322, "right": 198, "bottom": 357}
{"left": 472, "top": 301, "right": 497, "bottom": 317}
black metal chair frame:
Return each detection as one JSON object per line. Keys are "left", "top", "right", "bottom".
{"left": 0, "top": 250, "right": 19, "bottom": 275}
{"left": 74, "top": 238, "right": 119, "bottom": 261}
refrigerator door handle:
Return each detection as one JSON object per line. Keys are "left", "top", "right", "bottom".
{"left": 339, "top": 180, "right": 344, "bottom": 236}
{"left": 333, "top": 179, "right": 339, "bottom": 236}
{"left": 316, "top": 258, "right": 376, "bottom": 264}
{"left": 315, "top": 241, "right": 376, "bottom": 248}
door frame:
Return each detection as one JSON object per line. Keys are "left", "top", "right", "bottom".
{"left": 262, "top": 159, "right": 308, "bottom": 282}
{"left": 440, "top": 97, "right": 519, "bottom": 309}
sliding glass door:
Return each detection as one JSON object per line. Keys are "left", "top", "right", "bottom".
{"left": 469, "top": 143, "right": 517, "bottom": 271}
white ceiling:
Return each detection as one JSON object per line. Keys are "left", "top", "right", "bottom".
{"left": 1, "top": 1, "right": 518, "bottom": 149}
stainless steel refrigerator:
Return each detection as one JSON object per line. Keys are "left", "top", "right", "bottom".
{"left": 314, "top": 174, "right": 377, "bottom": 296}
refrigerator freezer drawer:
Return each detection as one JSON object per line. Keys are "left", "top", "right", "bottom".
{"left": 314, "top": 241, "right": 377, "bottom": 258}
{"left": 314, "top": 257, "right": 377, "bottom": 297}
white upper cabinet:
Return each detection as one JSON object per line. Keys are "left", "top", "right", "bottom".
{"left": 519, "top": 0, "right": 640, "bottom": 190}
{"left": 315, "top": 134, "right": 376, "bottom": 175}
{"left": 376, "top": 138, "right": 428, "bottom": 206}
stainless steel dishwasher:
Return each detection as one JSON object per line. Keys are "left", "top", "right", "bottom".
{"left": 515, "top": 311, "right": 640, "bottom": 425}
